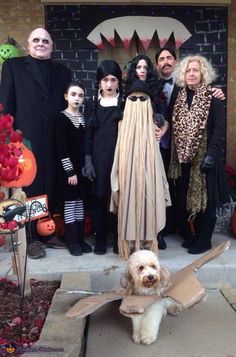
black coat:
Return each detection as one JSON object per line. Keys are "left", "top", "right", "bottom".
{"left": 158, "top": 82, "right": 179, "bottom": 172}
{"left": 175, "top": 96, "right": 229, "bottom": 211}
{"left": 0, "top": 55, "right": 71, "bottom": 204}
{"left": 85, "top": 98, "right": 123, "bottom": 198}
{"left": 166, "top": 84, "right": 179, "bottom": 125}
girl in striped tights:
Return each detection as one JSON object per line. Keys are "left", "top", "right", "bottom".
{"left": 56, "top": 82, "right": 92, "bottom": 256}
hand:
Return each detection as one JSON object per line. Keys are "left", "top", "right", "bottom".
{"left": 153, "top": 113, "right": 165, "bottom": 128}
{"left": 201, "top": 155, "right": 214, "bottom": 173}
{"left": 82, "top": 155, "right": 96, "bottom": 181}
{"left": 212, "top": 87, "right": 225, "bottom": 100}
{"left": 154, "top": 127, "right": 162, "bottom": 141}
{"left": 68, "top": 175, "right": 78, "bottom": 185}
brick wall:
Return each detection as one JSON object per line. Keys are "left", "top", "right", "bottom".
{"left": 0, "top": 0, "right": 44, "bottom": 56}
{"left": 46, "top": 5, "right": 97, "bottom": 97}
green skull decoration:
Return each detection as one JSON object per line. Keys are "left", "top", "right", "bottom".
{"left": 0, "top": 37, "right": 19, "bottom": 64}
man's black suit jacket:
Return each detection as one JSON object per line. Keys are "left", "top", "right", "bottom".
{"left": 0, "top": 55, "right": 71, "bottom": 203}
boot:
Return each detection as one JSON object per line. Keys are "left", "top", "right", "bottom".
{"left": 181, "top": 217, "right": 198, "bottom": 248}
{"left": 94, "top": 224, "right": 107, "bottom": 255}
{"left": 188, "top": 212, "right": 216, "bottom": 255}
{"left": 157, "top": 234, "right": 167, "bottom": 250}
{"left": 94, "top": 198, "right": 108, "bottom": 255}
{"left": 65, "top": 222, "right": 82, "bottom": 256}
{"left": 77, "top": 221, "right": 92, "bottom": 253}
{"left": 177, "top": 209, "right": 196, "bottom": 248}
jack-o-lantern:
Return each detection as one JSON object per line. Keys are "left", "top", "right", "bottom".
{"left": 1, "top": 141, "right": 37, "bottom": 188}
{"left": 0, "top": 38, "right": 19, "bottom": 65}
{"left": 37, "top": 217, "right": 55, "bottom": 237}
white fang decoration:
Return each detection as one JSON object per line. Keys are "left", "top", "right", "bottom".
{"left": 87, "top": 16, "right": 192, "bottom": 50}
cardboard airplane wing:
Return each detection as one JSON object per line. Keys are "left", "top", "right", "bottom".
{"left": 66, "top": 291, "right": 124, "bottom": 319}
{"left": 165, "top": 240, "right": 230, "bottom": 308}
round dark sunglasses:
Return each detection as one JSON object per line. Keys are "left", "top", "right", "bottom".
{"left": 128, "top": 95, "right": 149, "bottom": 102}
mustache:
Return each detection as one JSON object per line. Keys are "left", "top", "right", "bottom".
{"left": 163, "top": 64, "right": 172, "bottom": 69}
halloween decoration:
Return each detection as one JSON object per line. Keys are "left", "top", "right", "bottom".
{"left": 87, "top": 16, "right": 191, "bottom": 50}
{"left": 0, "top": 37, "right": 19, "bottom": 65}
{"left": 0, "top": 108, "right": 37, "bottom": 188}
{"left": 36, "top": 217, "right": 56, "bottom": 237}
{"left": 0, "top": 199, "right": 26, "bottom": 234}
{"left": 1, "top": 141, "right": 37, "bottom": 188}
{"left": 66, "top": 241, "right": 230, "bottom": 319}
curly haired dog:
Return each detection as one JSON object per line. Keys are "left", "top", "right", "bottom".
{"left": 125, "top": 250, "right": 182, "bottom": 345}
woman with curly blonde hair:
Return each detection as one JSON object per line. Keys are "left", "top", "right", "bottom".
{"left": 169, "top": 55, "right": 229, "bottom": 254}
{"left": 175, "top": 55, "right": 216, "bottom": 87}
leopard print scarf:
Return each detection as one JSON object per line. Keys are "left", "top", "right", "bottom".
{"left": 169, "top": 84, "right": 212, "bottom": 216}
{"left": 172, "top": 84, "right": 212, "bottom": 163}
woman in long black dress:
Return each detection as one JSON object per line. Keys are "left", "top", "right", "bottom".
{"left": 169, "top": 55, "right": 230, "bottom": 254}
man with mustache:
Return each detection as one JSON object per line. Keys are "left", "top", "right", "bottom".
{"left": 155, "top": 47, "right": 225, "bottom": 249}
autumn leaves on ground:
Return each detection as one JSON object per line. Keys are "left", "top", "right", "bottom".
{"left": 0, "top": 278, "right": 59, "bottom": 354}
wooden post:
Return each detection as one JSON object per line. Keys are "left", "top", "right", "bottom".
{"left": 14, "top": 226, "right": 31, "bottom": 295}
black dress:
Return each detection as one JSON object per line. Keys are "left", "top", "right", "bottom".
{"left": 85, "top": 98, "right": 122, "bottom": 198}
{"left": 56, "top": 111, "right": 86, "bottom": 201}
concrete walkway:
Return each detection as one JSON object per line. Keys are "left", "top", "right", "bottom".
{"left": 86, "top": 289, "right": 236, "bottom": 357}
{"left": 0, "top": 233, "right": 236, "bottom": 290}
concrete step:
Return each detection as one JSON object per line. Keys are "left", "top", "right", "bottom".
{"left": 86, "top": 289, "right": 236, "bottom": 357}
{"left": 0, "top": 233, "right": 236, "bottom": 289}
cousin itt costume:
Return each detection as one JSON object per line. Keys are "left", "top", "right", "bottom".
{"left": 110, "top": 80, "right": 171, "bottom": 260}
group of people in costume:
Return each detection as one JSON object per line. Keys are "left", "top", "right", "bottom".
{"left": 0, "top": 27, "right": 229, "bottom": 259}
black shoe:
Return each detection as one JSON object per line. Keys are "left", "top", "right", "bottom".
{"left": 182, "top": 238, "right": 196, "bottom": 249}
{"left": 27, "top": 242, "right": 46, "bottom": 259}
{"left": 157, "top": 235, "right": 167, "bottom": 250}
{"left": 188, "top": 242, "right": 212, "bottom": 255}
{"left": 94, "top": 242, "right": 107, "bottom": 255}
{"left": 113, "top": 243, "right": 119, "bottom": 254}
{"left": 68, "top": 243, "right": 83, "bottom": 256}
{"left": 80, "top": 241, "right": 92, "bottom": 253}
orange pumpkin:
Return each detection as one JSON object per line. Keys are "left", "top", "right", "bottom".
{"left": 1, "top": 141, "right": 37, "bottom": 188}
{"left": 37, "top": 217, "right": 56, "bottom": 236}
